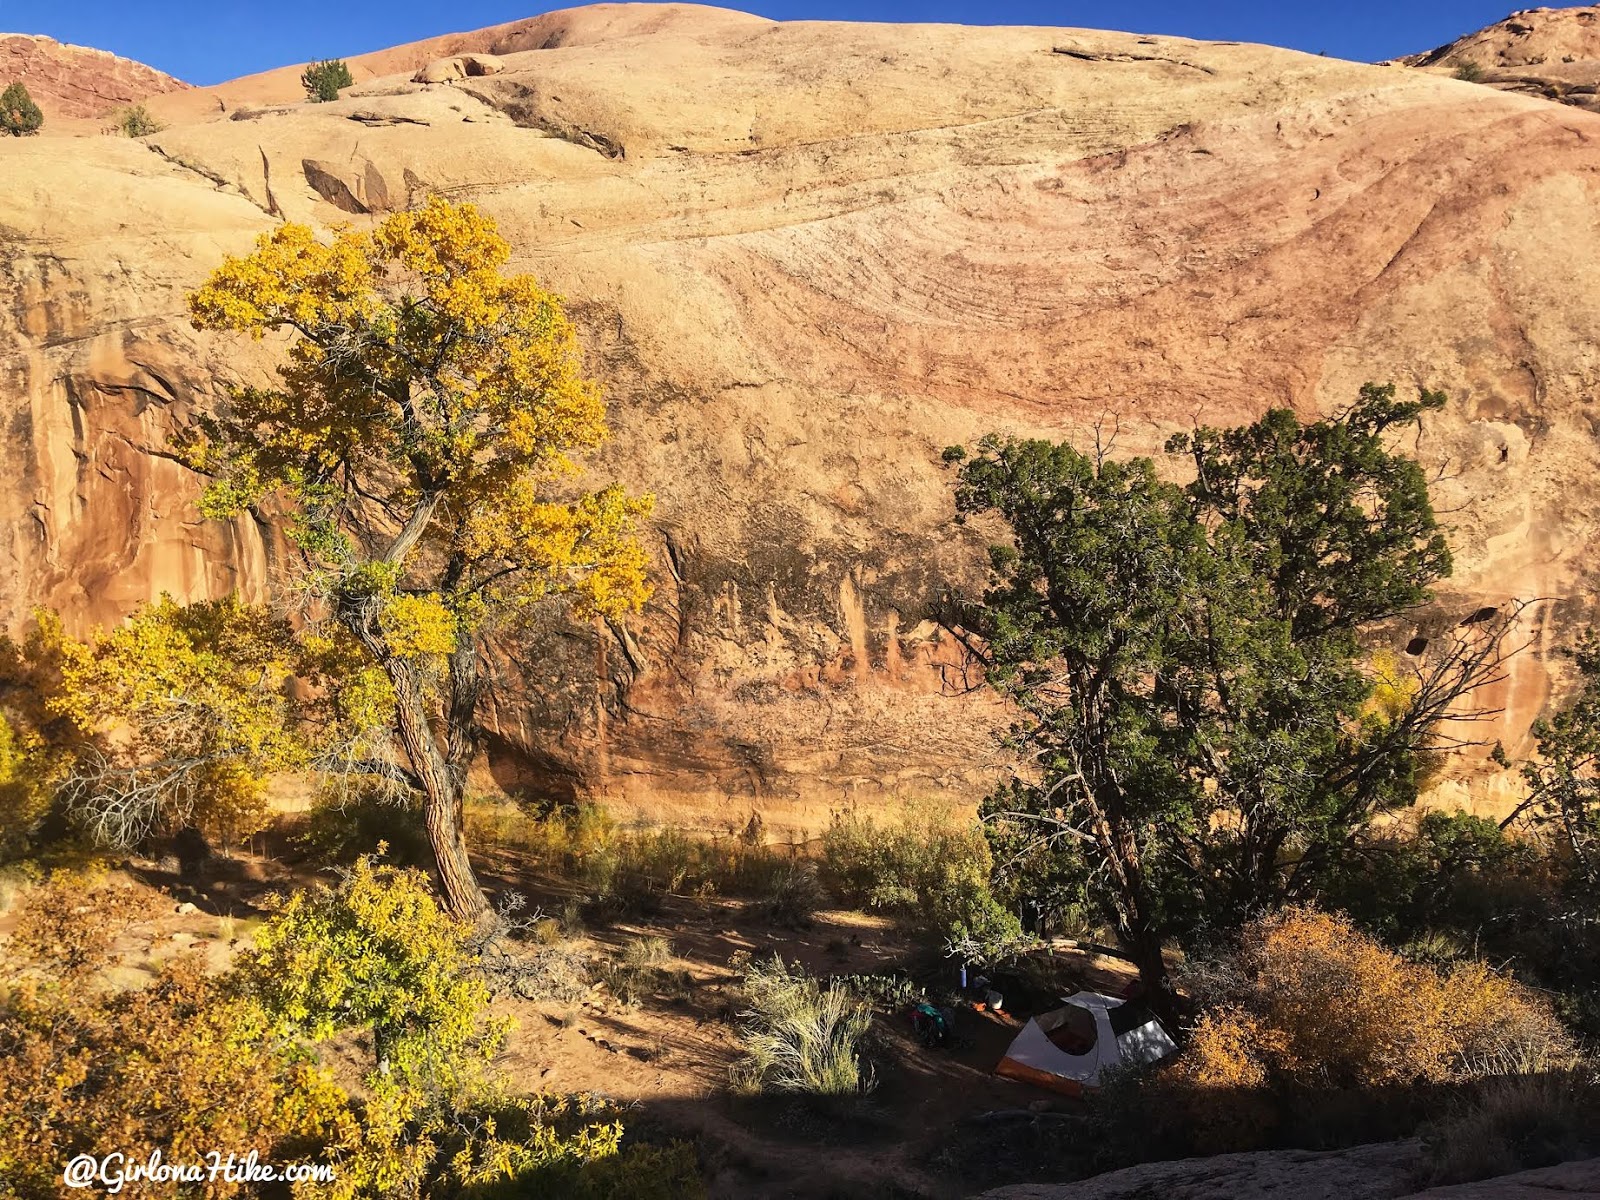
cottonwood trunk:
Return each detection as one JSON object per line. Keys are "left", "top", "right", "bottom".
{"left": 387, "top": 660, "right": 491, "bottom": 922}
{"left": 423, "top": 777, "right": 488, "bottom": 923}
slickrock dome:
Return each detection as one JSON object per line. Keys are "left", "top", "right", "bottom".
{"left": 3, "top": 4, "right": 1599, "bottom": 830}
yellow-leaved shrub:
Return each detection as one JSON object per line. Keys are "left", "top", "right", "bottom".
{"left": 0, "top": 877, "right": 349, "bottom": 1199}
{"left": 1167, "top": 908, "right": 1577, "bottom": 1148}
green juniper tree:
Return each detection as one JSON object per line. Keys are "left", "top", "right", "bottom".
{"left": 948, "top": 386, "right": 1519, "bottom": 1015}
{"left": 0, "top": 83, "right": 43, "bottom": 136}
{"left": 301, "top": 58, "right": 353, "bottom": 102}
{"left": 1507, "top": 631, "right": 1600, "bottom": 883}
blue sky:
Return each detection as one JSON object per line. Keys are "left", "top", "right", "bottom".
{"left": 9, "top": 1, "right": 1514, "bottom": 85}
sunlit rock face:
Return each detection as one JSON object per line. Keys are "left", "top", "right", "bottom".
{"left": 4, "top": 4, "right": 1599, "bottom": 832}
{"left": 1400, "top": 5, "right": 1600, "bottom": 115}
{"left": 0, "top": 33, "right": 190, "bottom": 119}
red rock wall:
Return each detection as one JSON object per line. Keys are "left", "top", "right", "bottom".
{"left": 0, "top": 33, "right": 188, "bottom": 120}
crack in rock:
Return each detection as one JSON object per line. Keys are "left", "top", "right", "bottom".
{"left": 1051, "top": 45, "right": 1217, "bottom": 75}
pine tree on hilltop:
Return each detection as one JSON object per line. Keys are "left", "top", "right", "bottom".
{"left": 301, "top": 59, "right": 353, "bottom": 102}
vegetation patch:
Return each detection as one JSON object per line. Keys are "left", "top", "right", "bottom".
{"left": 730, "top": 955, "right": 875, "bottom": 1099}
{"left": 302, "top": 58, "right": 354, "bottom": 102}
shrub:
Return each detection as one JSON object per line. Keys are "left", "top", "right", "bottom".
{"left": 1316, "top": 813, "right": 1600, "bottom": 1044}
{"left": 44, "top": 597, "right": 306, "bottom": 850}
{"left": 1453, "top": 60, "right": 1487, "bottom": 82}
{"left": 0, "top": 884, "right": 346, "bottom": 1199}
{"left": 328, "top": 1085, "right": 703, "bottom": 1200}
{"left": 3, "top": 869, "right": 154, "bottom": 980}
{"left": 554, "top": 1136, "right": 705, "bottom": 1200}
{"left": 750, "top": 861, "right": 827, "bottom": 928}
{"left": 414, "top": 1094, "right": 704, "bottom": 1200}
{"left": 243, "top": 856, "right": 498, "bottom": 1079}
{"left": 605, "top": 825, "right": 793, "bottom": 901}
{"left": 0, "top": 855, "right": 703, "bottom": 1199}
{"left": 0, "top": 82, "right": 42, "bottom": 136}
{"left": 599, "top": 935, "right": 688, "bottom": 1007}
{"left": 834, "top": 972, "right": 925, "bottom": 1009}
{"left": 299, "top": 780, "right": 432, "bottom": 868}
{"left": 244, "top": 858, "right": 703, "bottom": 1198}
{"left": 1439, "top": 959, "right": 1577, "bottom": 1076}
{"left": 1164, "top": 908, "right": 1581, "bottom": 1152}
{"left": 730, "top": 955, "right": 874, "bottom": 1097}
{"left": 820, "top": 806, "right": 1023, "bottom": 950}
{"left": 511, "top": 942, "right": 592, "bottom": 1003}
{"left": 1229, "top": 907, "right": 1470, "bottom": 1088}
{"left": 1420, "top": 1070, "right": 1600, "bottom": 1186}
{"left": 302, "top": 58, "right": 354, "bottom": 102}
{"left": 1315, "top": 809, "right": 1531, "bottom": 947}
{"left": 483, "top": 802, "right": 802, "bottom": 915}
{"left": 0, "top": 712, "right": 58, "bottom": 862}
{"left": 108, "top": 103, "right": 163, "bottom": 137}
{"left": 1181, "top": 907, "right": 1577, "bottom": 1091}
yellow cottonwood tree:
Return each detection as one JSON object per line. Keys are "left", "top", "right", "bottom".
{"left": 183, "top": 198, "right": 652, "bottom": 919}
{"left": 46, "top": 597, "right": 306, "bottom": 849}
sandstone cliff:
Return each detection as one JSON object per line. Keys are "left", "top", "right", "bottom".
{"left": 0, "top": 33, "right": 189, "bottom": 119}
{"left": 3, "top": 4, "right": 1599, "bottom": 832}
{"left": 1402, "top": 6, "right": 1600, "bottom": 113}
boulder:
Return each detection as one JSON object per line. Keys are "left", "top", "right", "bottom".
{"left": 461, "top": 53, "right": 505, "bottom": 76}
{"left": 979, "top": 1143, "right": 1600, "bottom": 1200}
{"left": 412, "top": 57, "right": 467, "bottom": 84}
{"left": 411, "top": 54, "right": 502, "bottom": 84}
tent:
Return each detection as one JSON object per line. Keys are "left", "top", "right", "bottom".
{"left": 994, "top": 990, "right": 1176, "bottom": 1096}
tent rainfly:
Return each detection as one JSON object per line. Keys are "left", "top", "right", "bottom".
{"left": 994, "top": 990, "right": 1176, "bottom": 1096}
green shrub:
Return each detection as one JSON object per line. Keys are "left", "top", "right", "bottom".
{"left": 0, "top": 713, "right": 57, "bottom": 863}
{"left": 749, "top": 861, "right": 827, "bottom": 929}
{"left": 834, "top": 972, "right": 924, "bottom": 1009}
{"left": 599, "top": 935, "right": 690, "bottom": 1007}
{"left": 242, "top": 858, "right": 705, "bottom": 1198}
{"left": 612, "top": 826, "right": 792, "bottom": 899}
{"left": 730, "top": 955, "right": 874, "bottom": 1097}
{"left": 556, "top": 1137, "right": 705, "bottom": 1200}
{"left": 1453, "top": 61, "right": 1486, "bottom": 82}
{"left": 108, "top": 103, "right": 163, "bottom": 137}
{"left": 470, "top": 800, "right": 795, "bottom": 911}
{"left": 0, "top": 82, "right": 42, "bottom": 136}
{"left": 298, "top": 781, "right": 431, "bottom": 868}
{"left": 243, "top": 856, "right": 497, "bottom": 1080}
{"left": 821, "top": 806, "right": 1023, "bottom": 952}
{"left": 1315, "top": 810, "right": 1532, "bottom": 946}
{"left": 465, "top": 796, "right": 609, "bottom": 860}
{"left": 301, "top": 58, "right": 354, "bottom": 102}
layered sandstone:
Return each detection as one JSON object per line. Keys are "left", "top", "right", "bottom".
{"left": 0, "top": 33, "right": 188, "bottom": 119}
{"left": 1402, "top": 6, "right": 1600, "bottom": 113}
{"left": 3, "top": 5, "right": 1599, "bottom": 832}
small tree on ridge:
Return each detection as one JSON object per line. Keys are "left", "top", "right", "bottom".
{"left": 301, "top": 58, "right": 353, "bottom": 102}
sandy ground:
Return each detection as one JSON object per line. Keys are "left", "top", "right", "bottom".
{"left": 0, "top": 831, "right": 1137, "bottom": 1199}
